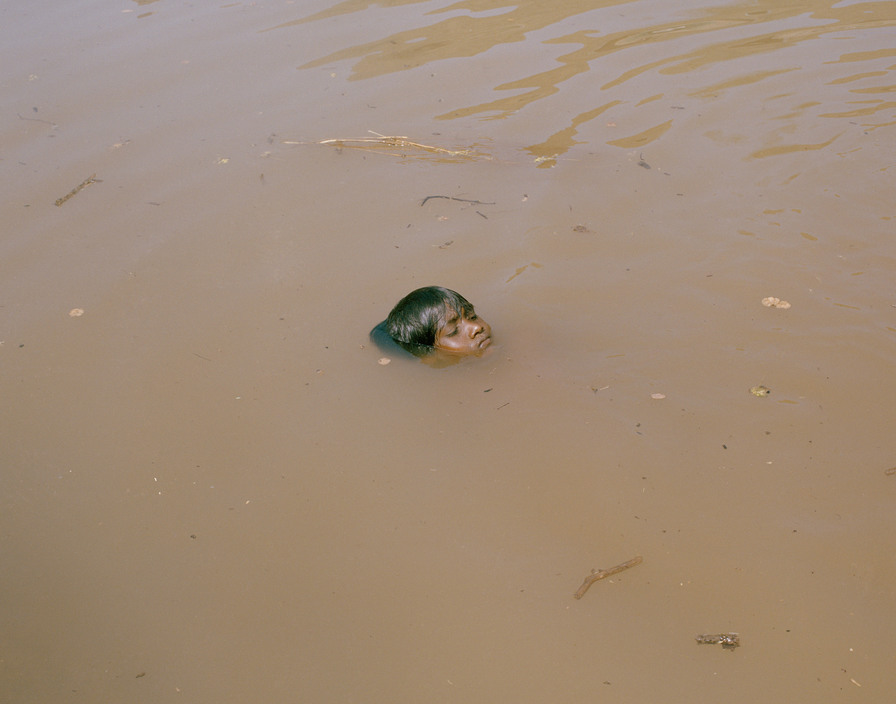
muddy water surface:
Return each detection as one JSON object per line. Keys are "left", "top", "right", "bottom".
{"left": 2, "top": 1, "right": 895, "bottom": 702}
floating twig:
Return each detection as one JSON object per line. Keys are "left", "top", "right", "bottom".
{"left": 55, "top": 174, "right": 100, "bottom": 207}
{"left": 18, "top": 112, "right": 58, "bottom": 128}
{"left": 284, "top": 131, "right": 487, "bottom": 159}
{"left": 573, "top": 556, "right": 642, "bottom": 599}
{"left": 420, "top": 195, "right": 495, "bottom": 207}
{"left": 696, "top": 633, "right": 740, "bottom": 650}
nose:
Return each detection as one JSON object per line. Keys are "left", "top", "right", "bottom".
{"left": 468, "top": 320, "right": 484, "bottom": 337}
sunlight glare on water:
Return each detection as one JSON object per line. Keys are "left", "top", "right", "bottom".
{"left": 290, "top": 0, "right": 896, "bottom": 166}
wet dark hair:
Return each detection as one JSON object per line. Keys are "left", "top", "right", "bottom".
{"left": 383, "top": 286, "right": 475, "bottom": 355}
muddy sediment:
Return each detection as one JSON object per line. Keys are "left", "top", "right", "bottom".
{"left": 2, "top": 2, "right": 895, "bottom": 702}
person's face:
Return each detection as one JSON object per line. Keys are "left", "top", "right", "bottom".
{"left": 434, "top": 308, "right": 492, "bottom": 355}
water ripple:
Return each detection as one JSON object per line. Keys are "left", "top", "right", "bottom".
{"left": 286, "top": 0, "right": 896, "bottom": 161}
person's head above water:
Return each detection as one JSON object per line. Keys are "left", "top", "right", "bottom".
{"left": 383, "top": 286, "right": 492, "bottom": 357}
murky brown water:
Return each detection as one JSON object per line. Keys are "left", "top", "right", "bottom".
{"left": 2, "top": 0, "right": 895, "bottom": 701}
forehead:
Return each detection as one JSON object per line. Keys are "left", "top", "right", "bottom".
{"left": 442, "top": 304, "right": 473, "bottom": 322}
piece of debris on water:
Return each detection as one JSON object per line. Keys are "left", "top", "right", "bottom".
{"left": 884, "top": 466, "right": 896, "bottom": 476}
{"left": 750, "top": 385, "right": 771, "bottom": 397}
{"left": 378, "top": 357, "right": 391, "bottom": 366}
{"left": 286, "top": 132, "right": 487, "bottom": 161}
{"left": 761, "top": 296, "right": 791, "bottom": 309}
{"left": 68, "top": 308, "right": 84, "bottom": 317}
{"left": 651, "top": 393, "right": 666, "bottom": 399}
{"left": 573, "top": 556, "right": 642, "bottom": 600}
{"left": 696, "top": 633, "right": 740, "bottom": 650}
{"left": 54, "top": 174, "right": 100, "bottom": 207}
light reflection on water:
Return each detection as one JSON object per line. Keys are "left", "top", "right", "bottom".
{"left": 283, "top": 0, "right": 896, "bottom": 165}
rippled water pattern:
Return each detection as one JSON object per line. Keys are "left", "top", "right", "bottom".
{"left": 288, "top": 0, "right": 896, "bottom": 165}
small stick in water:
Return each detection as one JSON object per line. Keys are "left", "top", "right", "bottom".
{"left": 420, "top": 195, "right": 495, "bottom": 206}
{"left": 574, "top": 556, "right": 642, "bottom": 599}
{"left": 55, "top": 174, "right": 100, "bottom": 207}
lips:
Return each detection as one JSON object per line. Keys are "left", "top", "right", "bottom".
{"left": 478, "top": 335, "right": 492, "bottom": 349}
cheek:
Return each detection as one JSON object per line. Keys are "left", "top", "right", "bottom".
{"left": 433, "top": 330, "right": 454, "bottom": 349}
{"left": 434, "top": 328, "right": 474, "bottom": 352}
{"left": 437, "top": 335, "right": 465, "bottom": 351}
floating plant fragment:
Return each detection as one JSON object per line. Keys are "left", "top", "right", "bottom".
{"left": 761, "top": 297, "right": 791, "bottom": 309}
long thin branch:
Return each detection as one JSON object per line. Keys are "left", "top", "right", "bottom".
{"left": 54, "top": 174, "right": 100, "bottom": 207}
{"left": 283, "top": 131, "right": 484, "bottom": 159}
{"left": 573, "top": 556, "right": 642, "bottom": 599}
{"left": 420, "top": 195, "right": 495, "bottom": 206}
